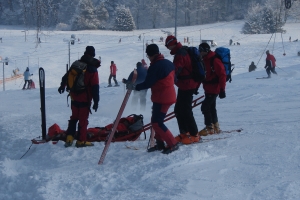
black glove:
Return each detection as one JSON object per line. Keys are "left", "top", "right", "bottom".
{"left": 126, "top": 82, "right": 136, "bottom": 90}
{"left": 219, "top": 90, "right": 226, "bottom": 99}
{"left": 122, "top": 78, "right": 127, "bottom": 84}
{"left": 92, "top": 103, "right": 98, "bottom": 112}
{"left": 58, "top": 86, "right": 65, "bottom": 94}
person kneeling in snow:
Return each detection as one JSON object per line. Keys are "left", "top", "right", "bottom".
{"left": 126, "top": 44, "right": 179, "bottom": 154}
{"left": 122, "top": 62, "right": 148, "bottom": 111}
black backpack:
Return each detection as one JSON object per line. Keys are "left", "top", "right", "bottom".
{"left": 181, "top": 46, "right": 206, "bottom": 82}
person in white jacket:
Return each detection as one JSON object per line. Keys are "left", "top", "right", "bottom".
{"left": 23, "top": 67, "right": 32, "bottom": 89}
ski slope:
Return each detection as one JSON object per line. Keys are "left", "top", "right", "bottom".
{"left": 0, "top": 21, "right": 300, "bottom": 200}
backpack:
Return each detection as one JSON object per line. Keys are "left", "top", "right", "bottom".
{"left": 66, "top": 60, "right": 87, "bottom": 93}
{"left": 211, "top": 47, "right": 233, "bottom": 83}
{"left": 181, "top": 46, "right": 206, "bottom": 82}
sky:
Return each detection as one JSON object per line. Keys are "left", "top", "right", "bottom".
{"left": 0, "top": 21, "right": 300, "bottom": 200}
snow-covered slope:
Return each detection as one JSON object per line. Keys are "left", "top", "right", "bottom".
{"left": 0, "top": 21, "right": 299, "bottom": 200}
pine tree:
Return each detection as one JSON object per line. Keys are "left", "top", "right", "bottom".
{"left": 94, "top": 3, "right": 109, "bottom": 29}
{"left": 71, "top": 0, "right": 101, "bottom": 31}
{"left": 114, "top": 6, "right": 135, "bottom": 31}
{"left": 242, "top": 3, "right": 285, "bottom": 34}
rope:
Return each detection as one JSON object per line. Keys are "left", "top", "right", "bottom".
{"left": 272, "top": 33, "right": 277, "bottom": 54}
{"left": 281, "top": 32, "right": 286, "bottom": 55}
{"left": 255, "top": 33, "right": 274, "bottom": 67}
{"left": 20, "top": 143, "right": 33, "bottom": 159}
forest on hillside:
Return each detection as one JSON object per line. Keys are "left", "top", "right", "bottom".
{"left": 0, "top": 0, "right": 299, "bottom": 31}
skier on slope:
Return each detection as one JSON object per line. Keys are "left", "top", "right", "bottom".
{"left": 22, "top": 67, "right": 33, "bottom": 90}
{"left": 108, "top": 61, "right": 119, "bottom": 87}
{"left": 264, "top": 50, "right": 277, "bottom": 78}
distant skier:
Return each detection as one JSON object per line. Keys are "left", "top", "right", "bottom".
{"left": 248, "top": 61, "right": 257, "bottom": 72}
{"left": 108, "top": 61, "right": 119, "bottom": 87}
{"left": 229, "top": 39, "right": 233, "bottom": 46}
{"left": 264, "top": 50, "right": 277, "bottom": 78}
{"left": 22, "top": 67, "right": 33, "bottom": 89}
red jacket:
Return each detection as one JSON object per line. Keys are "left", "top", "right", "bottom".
{"left": 170, "top": 42, "right": 200, "bottom": 90}
{"left": 110, "top": 64, "right": 117, "bottom": 75}
{"left": 135, "top": 54, "right": 176, "bottom": 105}
{"left": 202, "top": 51, "right": 226, "bottom": 94}
{"left": 266, "top": 54, "right": 276, "bottom": 68}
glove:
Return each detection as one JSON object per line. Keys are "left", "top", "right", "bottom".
{"left": 58, "top": 86, "right": 65, "bottom": 94}
{"left": 219, "top": 90, "right": 226, "bottom": 99}
{"left": 92, "top": 103, "right": 98, "bottom": 112}
{"left": 126, "top": 82, "right": 136, "bottom": 90}
{"left": 122, "top": 78, "right": 127, "bottom": 84}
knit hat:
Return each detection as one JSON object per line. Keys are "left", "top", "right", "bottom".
{"left": 85, "top": 46, "right": 95, "bottom": 57}
{"left": 26, "top": 67, "right": 29, "bottom": 71}
{"left": 199, "top": 43, "right": 211, "bottom": 53}
{"left": 146, "top": 44, "right": 159, "bottom": 57}
{"left": 136, "top": 62, "right": 142, "bottom": 67}
{"left": 165, "top": 35, "right": 177, "bottom": 47}
{"left": 266, "top": 50, "right": 270, "bottom": 54}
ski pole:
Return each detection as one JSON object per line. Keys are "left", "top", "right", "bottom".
{"left": 276, "top": 65, "right": 289, "bottom": 74}
{"left": 19, "top": 79, "right": 24, "bottom": 87}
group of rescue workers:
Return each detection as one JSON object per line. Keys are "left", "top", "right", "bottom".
{"left": 56, "top": 35, "right": 277, "bottom": 153}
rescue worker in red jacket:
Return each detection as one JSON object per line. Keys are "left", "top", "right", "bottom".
{"left": 108, "top": 61, "right": 119, "bottom": 87}
{"left": 198, "top": 43, "right": 226, "bottom": 136}
{"left": 58, "top": 46, "right": 100, "bottom": 148}
{"left": 165, "top": 35, "right": 200, "bottom": 145}
{"left": 126, "top": 44, "right": 179, "bottom": 154}
{"left": 264, "top": 50, "right": 277, "bottom": 78}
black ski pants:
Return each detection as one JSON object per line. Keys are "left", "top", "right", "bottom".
{"left": 266, "top": 66, "right": 277, "bottom": 77}
{"left": 174, "top": 89, "right": 198, "bottom": 136}
{"left": 108, "top": 74, "right": 118, "bottom": 85}
{"left": 201, "top": 93, "right": 218, "bottom": 126}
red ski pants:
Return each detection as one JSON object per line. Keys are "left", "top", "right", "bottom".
{"left": 151, "top": 103, "right": 177, "bottom": 147}
{"left": 70, "top": 104, "right": 90, "bottom": 142}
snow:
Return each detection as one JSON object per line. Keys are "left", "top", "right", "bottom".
{"left": 0, "top": 21, "right": 300, "bottom": 200}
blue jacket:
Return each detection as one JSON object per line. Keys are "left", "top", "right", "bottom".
{"left": 23, "top": 70, "right": 31, "bottom": 81}
{"left": 127, "top": 65, "right": 147, "bottom": 85}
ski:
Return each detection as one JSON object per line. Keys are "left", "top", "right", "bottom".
{"left": 39, "top": 68, "right": 47, "bottom": 140}
{"left": 125, "top": 129, "right": 242, "bottom": 150}
{"left": 104, "top": 85, "right": 120, "bottom": 88}
{"left": 98, "top": 69, "right": 137, "bottom": 165}
{"left": 256, "top": 77, "right": 270, "bottom": 79}
{"left": 219, "top": 128, "right": 243, "bottom": 133}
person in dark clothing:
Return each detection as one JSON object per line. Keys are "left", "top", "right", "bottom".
{"left": 198, "top": 42, "right": 226, "bottom": 136}
{"left": 248, "top": 61, "right": 257, "bottom": 72}
{"left": 58, "top": 46, "right": 100, "bottom": 148}
{"left": 126, "top": 44, "right": 179, "bottom": 154}
{"left": 264, "top": 50, "right": 277, "bottom": 78}
{"left": 165, "top": 35, "right": 200, "bottom": 145}
{"left": 122, "top": 62, "right": 148, "bottom": 110}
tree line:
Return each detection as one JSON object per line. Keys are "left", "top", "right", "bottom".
{"left": 0, "top": 0, "right": 299, "bottom": 32}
